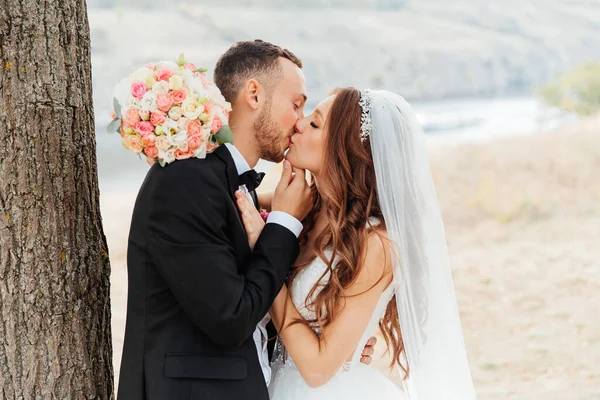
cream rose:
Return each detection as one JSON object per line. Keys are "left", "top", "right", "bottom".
{"left": 155, "top": 135, "right": 170, "bottom": 152}
{"left": 169, "top": 75, "right": 184, "bottom": 91}
{"left": 181, "top": 97, "right": 203, "bottom": 119}
{"left": 168, "top": 106, "right": 183, "bottom": 121}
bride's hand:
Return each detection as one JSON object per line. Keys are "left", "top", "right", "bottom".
{"left": 235, "top": 190, "right": 265, "bottom": 250}
{"left": 146, "top": 156, "right": 155, "bottom": 166}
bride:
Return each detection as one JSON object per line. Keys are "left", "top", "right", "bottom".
{"left": 235, "top": 88, "right": 477, "bottom": 399}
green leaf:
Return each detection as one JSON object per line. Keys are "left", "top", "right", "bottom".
{"left": 195, "top": 68, "right": 208, "bottom": 73}
{"left": 214, "top": 125, "right": 233, "bottom": 145}
{"left": 177, "top": 53, "right": 186, "bottom": 67}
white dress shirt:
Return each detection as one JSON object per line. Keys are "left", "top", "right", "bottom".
{"left": 223, "top": 143, "right": 302, "bottom": 384}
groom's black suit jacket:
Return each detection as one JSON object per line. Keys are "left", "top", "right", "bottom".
{"left": 117, "top": 145, "right": 298, "bottom": 400}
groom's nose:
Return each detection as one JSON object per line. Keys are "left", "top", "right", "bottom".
{"left": 294, "top": 118, "right": 306, "bottom": 134}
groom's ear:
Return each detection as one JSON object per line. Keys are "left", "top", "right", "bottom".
{"left": 243, "top": 79, "right": 262, "bottom": 111}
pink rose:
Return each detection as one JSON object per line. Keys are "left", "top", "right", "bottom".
{"left": 186, "top": 119, "right": 203, "bottom": 137}
{"left": 123, "top": 134, "right": 143, "bottom": 153}
{"left": 144, "top": 146, "right": 158, "bottom": 159}
{"left": 260, "top": 209, "right": 269, "bottom": 222}
{"left": 184, "top": 63, "right": 197, "bottom": 71}
{"left": 154, "top": 69, "right": 174, "bottom": 82}
{"left": 142, "top": 133, "right": 156, "bottom": 147}
{"left": 150, "top": 110, "right": 167, "bottom": 125}
{"left": 156, "top": 93, "right": 174, "bottom": 112}
{"left": 188, "top": 135, "right": 204, "bottom": 151}
{"left": 211, "top": 116, "right": 223, "bottom": 134}
{"left": 139, "top": 109, "right": 150, "bottom": 121}
{"left": 170, "top": 89, "right": 187, "bottom": 104}
{"left": 202, "top": 102, "right": 212, "bottom": 115}
{"left": 134, "top": 121, "right": 155, "bottom": 136}
{"left": 206, "top": 142, "right": 219, "bottom": 153}
{"left": 123, "top": 107, "right": 141, "bottom": 126}
{"left": 175, "top": 149, "right": 194, "bottom": 160}
{"left": 131, "top": 81, "right": 148, "bottom": 100}
{"left": 200, "top": 73, "right": 209, "bottom": 88}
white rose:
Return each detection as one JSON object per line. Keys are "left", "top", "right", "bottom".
{"left": 169, "top": 75, "right": 184, "bottom": 90}
{"left": 168, "top": 106, "right": 183, "bottom": 121}
{"left": 181, "top": 97, "right": 203, "bottom": 120}
{"left": 169, "top": 131, "right": 188, "bottom": 148}
{"left": 131, "top": 67, "right": 153, "bottom": 83}
{"left": 152, "top": 81, "right": 169, "bottom": 95}
{"left": 177, "top": 117, "right": 189, "bottom": 130}
{"left": 124, "top": 98, "right": 141, "bottom": 110}
{"left": 201, "top": 121, "right": 212, "bottom": 140}
{"left": 113, "top": 77, "right": 131, "bottom": 109}
{"left": 140, "top": 91, "right": 157, "bottom": 112}
{"left": 159, "top": 148, "right": 176, "bottom": 164}
{"left": 188, "top": 78, "right": 208, "bottom": 99}
{"left": 194, "top": 141, "right": 207, "bottom": 159}
{"left": 178, "top": 69, "right": 194, "bottom": 83}
{"left": 207, "top": 85, "right": 231, "bottom": 112}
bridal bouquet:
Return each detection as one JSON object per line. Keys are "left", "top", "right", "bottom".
{"left": 107, "top": 54, "right": 233, "bottom": 166}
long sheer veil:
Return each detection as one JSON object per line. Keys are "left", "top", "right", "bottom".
{"left": 365, "top": 90, "right": 476, "bottom": 400}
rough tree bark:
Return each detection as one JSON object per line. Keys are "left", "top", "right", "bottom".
{"left": 0, "top": 0, "right": 113, "bottom": 398}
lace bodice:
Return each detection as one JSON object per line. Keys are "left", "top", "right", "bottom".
{"left": 275, "top": 228, "right": 395, "bottom": 372}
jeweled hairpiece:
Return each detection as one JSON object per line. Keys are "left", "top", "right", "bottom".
{"left": 358, "top": 89, "right": 372, "bottom": 142}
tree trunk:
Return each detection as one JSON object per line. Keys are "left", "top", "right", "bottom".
{"left": 0, "top": 0, "right": 113, "bottom": 398}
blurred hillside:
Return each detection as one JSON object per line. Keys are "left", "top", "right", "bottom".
{"left": 88, "top": 0, "right": 600, "bottom": 104}
{"left": 89, "top": 0, "right": 409, "bottom": 10}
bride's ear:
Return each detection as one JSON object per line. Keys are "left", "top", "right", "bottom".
{"left": 243, "top": 79, "right": 262, "bottom": 111}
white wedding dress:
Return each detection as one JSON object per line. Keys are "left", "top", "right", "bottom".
{"left": 268, "top": 243, "right": 408, "bottom": 400}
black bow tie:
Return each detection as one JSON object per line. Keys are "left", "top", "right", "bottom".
{"left": 238, "top": 169, "right": 265, "bottom": 192}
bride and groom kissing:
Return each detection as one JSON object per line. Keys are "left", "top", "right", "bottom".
{"left": 117, "top": 40, "right": 477, "bottom": 399}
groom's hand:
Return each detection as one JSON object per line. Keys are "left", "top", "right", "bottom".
{"left": 272, "top": 161, "right": 311, "bottom": 221}
{"left": 360, "top": 337, "right": 377, "bottom": 365}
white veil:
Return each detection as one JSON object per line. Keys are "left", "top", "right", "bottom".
{"left": 365, "top": 90, "right": 476, "bottom": 400}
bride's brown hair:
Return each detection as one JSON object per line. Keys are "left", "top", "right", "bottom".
{"left": 287, "top": 87, "right": 408, "bottom": 377}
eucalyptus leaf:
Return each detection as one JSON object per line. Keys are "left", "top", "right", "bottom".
{"left": 113, "top": 97, "right": 122, "bottom": 118}
{"left": 106, "top": 117, "right": 121, "bottom": 134}
{"left": 214, "top": 125, "right": 233, "bottom": 145}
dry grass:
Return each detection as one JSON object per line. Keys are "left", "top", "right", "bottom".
{"left": 103, "top": 118, "right": 600, "bottom": 399}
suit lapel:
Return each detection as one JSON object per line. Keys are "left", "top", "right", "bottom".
{"left": 212, "top": 145, "right": 252, "bottom": 259}
{"left": 213, "top": 145, "right": 239, "bottom": 200}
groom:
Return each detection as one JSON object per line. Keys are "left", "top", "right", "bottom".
{"left": 117, "top": 40, "right": 374, "bottom": 400}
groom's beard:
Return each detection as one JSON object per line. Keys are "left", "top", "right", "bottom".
{"left": 253, "top": 101, "right": 287, "bottom": 163}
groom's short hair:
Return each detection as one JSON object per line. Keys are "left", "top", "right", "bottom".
{"left": 214, "top": 40, "right": 303, "bottom": 104}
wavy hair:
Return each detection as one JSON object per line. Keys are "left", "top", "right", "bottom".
{"left": 287, "top": 87, "right": 408, "bottom": 377}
